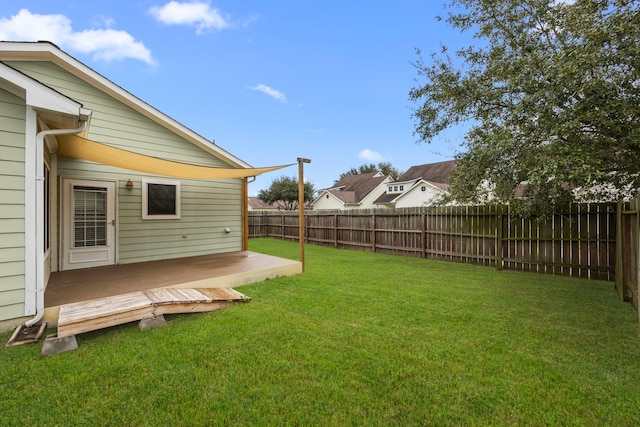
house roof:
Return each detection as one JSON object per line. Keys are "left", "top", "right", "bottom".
{"left": 321, "top": 171, "right": 388, "bottom": 204}
{"left": 0, "top": 41, "right": 251, "bottom": 169}
{"left": 396, "top": 160, "right": 457, "bottom": 184}
{"left": 248, "top": 197, "right": 280, "bottom": 209}
{"left": 375, "top": 160, "right": 456, "bottom": 204}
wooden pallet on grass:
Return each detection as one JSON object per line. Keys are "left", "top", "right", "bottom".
{"left": 57, "top": 287, "right": 249, "bottom": 338}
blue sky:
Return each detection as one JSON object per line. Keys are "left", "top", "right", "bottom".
{"left": 0, "top": 1, "right": 471, "bottom": 195}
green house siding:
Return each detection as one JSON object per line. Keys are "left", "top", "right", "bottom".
{"left": 8, "top": 61, "right": 243, "bottom": 265}
{"left": 0, "top": 88, "right": 26, "bottom": 321}
{"left": 117, "top": 179, "right": 242, "bottom": 263}
{"left": 8, "top": 61, "right": 228, "bottom": 166}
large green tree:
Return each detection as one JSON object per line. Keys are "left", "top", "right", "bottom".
{"left": 337, "top": 162, "right": 403, "bottom": 183}
{"left": 410, "top": 0, "right": 640, "bottom": 214}
{"left": 257, "top": 176, "right": 315, "bottom": 210}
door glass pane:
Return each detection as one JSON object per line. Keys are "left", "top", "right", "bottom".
{"left": 73, "top": 186, "right": 107, "bottom": 248}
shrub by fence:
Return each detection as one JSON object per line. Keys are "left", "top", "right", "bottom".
{"left": 249, "top": 204, "right": 639, "bottom": 314}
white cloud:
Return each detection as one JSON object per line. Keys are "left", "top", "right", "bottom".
{"left": 0, "top": 9, "right": 155, "bottom": 65}
{"left": 251, "top": 84, "right": 287, "bottom": 103}
{"left": 149, "top": 1, "right": 230, "bottom": 34}
{"left": 358, "top": 149, "right": 385, "bottom": 162}
{"left": 92, "top": 15, "right": 115, "bottom": 29}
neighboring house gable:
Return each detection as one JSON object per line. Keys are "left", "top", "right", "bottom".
{"left": 312, "top": 171, "right": 391, "bottom": 210}
{"left": 375, "top": 161, "right": 456, "bottom": 208}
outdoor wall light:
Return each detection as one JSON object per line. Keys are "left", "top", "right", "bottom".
{"left": 224, "top": 227, "right": 231, "bottom": 233}
{"left": 126, "top": 179, "right": 133, "bottom": 189}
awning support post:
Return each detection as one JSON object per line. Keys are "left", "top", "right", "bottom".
{"left": 298, "top": 158, "right": 311, "bottom": 272}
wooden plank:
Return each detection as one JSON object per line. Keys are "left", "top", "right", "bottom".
{"left": 155, "top": 301, "right": 232, "bottom": 315}
{"left": 144, "top": 288, "right": 210, "bottom": 305}
{"left": 58, "top": 305, "right": 155, "bottom": 338}
{"left": 59, "top": 291, "right": 152, "bottom": 322}
{"left": 58, "top": 292, "right": 153, "bottom": 325}
{"left": 196, "top": 287, "right": 247, "bottom": 300}
{"left": 57, "top": 291, "right": 154, "bottom": 338}
{"left": 56, "top": 287, "right": 251, "bottom": 338}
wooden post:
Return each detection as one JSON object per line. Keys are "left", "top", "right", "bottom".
{"left": 298, "top": 158, "right": 311, "bottom": 272}
{"left": 334, "top": 213, "right": 338, "bottom": 248}
{"left": 616, "top": 199, "right": 624, "bottom": 299}
{"left": 372, "top": 211, "right": 376, "bottom": 253}
{"left": 636, "top": 193, "right": 640, "bottom": 332}
{"left": 421, "top": 212, "right": 426, "bottom": 259}
{"left": 496, "top": 206, "right": 503, "bottom": 271}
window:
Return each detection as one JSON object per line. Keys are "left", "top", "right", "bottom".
{"left": 421, "top": 186, "right": 427, "bottom": 192}
{"left": 394, "top": 186, "right": 398, "bottom": 192}
{"left": 142, "top": 179, "right": 181, "bottom": 219}
{"left": 399, "top": 185, "right": 404, "bottom": 191}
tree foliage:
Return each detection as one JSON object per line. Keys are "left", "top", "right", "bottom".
{"left": 257, "top": 176, "right": 316, "bottom": 210}
{"left": 337, "top": 162, "right": 403, "bottom": 183}
{"left": 410, "top": 0, "right": 640, "bottom": 214}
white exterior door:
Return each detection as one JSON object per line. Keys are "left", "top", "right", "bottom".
{"left": 62, "top": 179, "right": 116, "bottom": 270}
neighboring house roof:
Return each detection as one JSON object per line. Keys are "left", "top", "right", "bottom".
{"left": 0, "top": 41, "right": 250, "bottom": 169}
{"left": 248, "top": 197, "right": 281, "bottom": 210}
{"left": 315, "top": 171, "right": 388, "bottom": 206}
{"left": 247, "top": 197, "right": 311, "bottom": 210}
{"left": 403, "top": 161, "right": 456, "bottom": 184}
{"left": 375, "top": 160, "right": 456, "bottom": 205}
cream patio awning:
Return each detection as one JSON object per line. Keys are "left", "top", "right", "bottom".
{"left": 55, "top": 134, "right": 293, "bottom": 179}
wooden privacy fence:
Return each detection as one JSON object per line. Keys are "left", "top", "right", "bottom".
{"left": 249, "top": 204, "right": 639, "bottom": 313}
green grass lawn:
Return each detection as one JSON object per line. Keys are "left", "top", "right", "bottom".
{"left": 2, "top": 238, "right": 639, "bottom": 426}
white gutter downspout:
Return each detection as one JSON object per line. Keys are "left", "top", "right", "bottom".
{"left": 25, "top": 120, "right": 88, "bottom": 328}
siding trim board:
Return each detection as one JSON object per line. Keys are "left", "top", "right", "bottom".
{"left": 23, "top": 107, "right": 36, "bottom": 316}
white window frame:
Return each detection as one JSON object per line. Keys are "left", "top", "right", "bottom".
{"left": 142, "top": 178, "right": 181, "bottom": 220}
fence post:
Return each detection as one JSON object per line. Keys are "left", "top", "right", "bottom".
{"left": 372, "top": 211, "right": 376, "bottom": 253}
{"left": 496, "top": 206, "right": 503, "bottom": 271}
{"left": 636, "top": 194, "right": 640, "bottom": 332}
{"left": 334, "top": 213, "right": 338, "bottom": 248}
{"left": 616, "top": 199, "right": 624, "bottom": 300}
{"left": 421, "top": 212, "right": 426, "bottom": 259}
